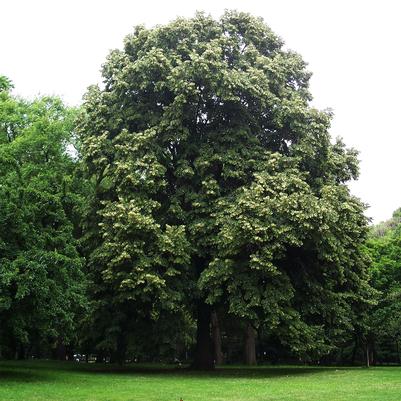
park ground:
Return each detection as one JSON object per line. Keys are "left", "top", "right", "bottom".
{"left": 1, "top": 361, "right": 401, "bottom": 401}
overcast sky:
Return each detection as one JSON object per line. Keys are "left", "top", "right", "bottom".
{"left": 1, "top": 0, "right": 400, "bottom": 223}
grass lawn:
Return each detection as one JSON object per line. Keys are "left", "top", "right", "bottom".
{"left": 1, "top": 360, "right": 401, "bottom": 401}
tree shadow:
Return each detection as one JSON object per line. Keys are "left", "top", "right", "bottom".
{"left": 0, "top": 369, "right": 53, "bottom": 383}
{"left": 74, "top": 364, "right": 338, "bottom": 380}
{"left": 0, "top": 360, "right": 347, "bottom": 381}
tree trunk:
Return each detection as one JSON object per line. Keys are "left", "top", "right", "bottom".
{"left": 244, "top": 324, "right": 257, "bottom": 365}
{"left": 11, "top": 340, "right": 18, "bottom": 360}
{"left": 191, "top": 301, "right": 214, "bottom": 370}
{"left": 17, "top": 344, "right": 26, "bottom": 360}
{"left": 66, "top": 346, "right": 74, "bottom": 362}
{"left": 55, "top": 338, "right": 66, "bottom": 361}
{"left": 110, "top": 333, "right": 126, "bottom": 365}
{"left": 211, "top": 310, "right": 224, "bottom": 365}
{"left": 96, "top": 352, "right": 104, "bottom": 363}
{"left": 371, "top": 341, "right": 376, "bottom": 366}
{"left": 351, "top": 336, "right": 358, "bottom": 365}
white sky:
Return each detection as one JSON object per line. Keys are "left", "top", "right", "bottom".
{"left": 1, "top": 0, "right": 400, "bottom": 224}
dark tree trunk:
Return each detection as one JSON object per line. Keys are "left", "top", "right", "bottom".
{"left": 351, "top": 336, "right": 358, "bottom": 365}
{"left": 338, "top": 346, "right": 344, "bottom": 365}
{"left": 244, "top": 324, "right": 257, "bottom": 365}
{"left": 66, "top": 346, "right": 74, "bottom": 362}
{"left": 55, "top": 338, "right": 66, "bottom": 361}
{"left": 191, "top": 300, "right": 214, "bottom": 370}
{"left": 96, "top": 352, "right": 104, "bottom": 363}
{"left": 211, "top": 310, "right": 224, "bottom": 365}
{"left": 110, "top": 333, "right": 127, "bottom": 365}
{"left": 17, "top": 344, "right": 26, "bottom": 360}
{"left": 10, "top": 338, "right": 18, "bottom": 360}
{"left": 369, "top": 341, "right": 376, "bottom": 366}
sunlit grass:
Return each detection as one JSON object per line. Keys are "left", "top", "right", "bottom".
{"left": 1, "top": 360, "right": 401, "bottom": 401}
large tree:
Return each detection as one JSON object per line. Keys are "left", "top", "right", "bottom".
{"left": 79, "top": 11, "right": 371, "bottom": 368}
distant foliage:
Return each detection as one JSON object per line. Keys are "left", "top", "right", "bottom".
{"left": 370, "top": 208, "right": 401, "bottom": 238}
{"left": 364, "top": 207, "right": 401, "bottom": 363}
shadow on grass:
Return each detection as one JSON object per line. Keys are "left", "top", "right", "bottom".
{"left": 0, "top": 368, "right": 53, "bottom": 383}
{"left": 0, "top": 360, "right": 339, "bottom": 380}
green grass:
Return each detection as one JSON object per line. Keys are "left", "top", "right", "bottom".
{"left": 1, "top": 360, "right": 401, "bottom": 401}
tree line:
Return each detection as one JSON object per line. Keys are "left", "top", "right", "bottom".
{"left": 0, "top": 11, "right": 400, "bottom": 369}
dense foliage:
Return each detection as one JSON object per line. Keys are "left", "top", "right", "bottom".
{"left": 364, "top": 208, "right": 401, "bottom": 364}
{"left": 0, "top": 11, "right": 399, "bottom": 369}
{"left": 0, "top": 78, "right": 86, "bottom": 359}
{"left": 78, "top": 11, "right": 372, "bottom": 368}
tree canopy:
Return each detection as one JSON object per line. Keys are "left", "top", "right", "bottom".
{"left": 78, "top": 11, "right": 372, "bottom": 368}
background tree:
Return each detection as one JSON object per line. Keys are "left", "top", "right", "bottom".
{"left": 0, "top": 77, "right": 86, "bottom": 359}
{"left": 79, "top": 11, "right": 372, "bottom": 369}
{"left": 363, "top": 208, "right": 401, "bottom": 364}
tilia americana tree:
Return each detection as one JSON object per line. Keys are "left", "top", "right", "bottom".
{"left": 79, "top": 11, "right": 372, "bottom": 369}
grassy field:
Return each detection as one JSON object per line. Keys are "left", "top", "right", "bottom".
{"left": 1, "top": 360, "right": 401, "bottom": 401}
